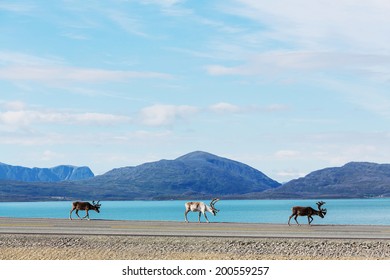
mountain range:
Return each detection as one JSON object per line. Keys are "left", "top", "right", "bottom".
{"left": 86, "top": 151, "right": 281, "bottom": 200}
{"left": 1, "top": 151, "right": 390, "bottom": 201}
{"left": 261, "top": 162, "right": 390, "bottom": 199}
{"left": 0, "top": 163, "right": 94, "bottom": 182}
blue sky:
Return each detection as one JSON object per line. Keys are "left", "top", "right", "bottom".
{"left": 1, "top": 0, "right": 390, "bottom": 182}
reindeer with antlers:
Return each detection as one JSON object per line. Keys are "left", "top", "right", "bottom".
{"left": 69, "top": 200, "right": 101, "bottom": 220}
{"left": 184, "top": 198, "right": 220, "bottom": 223}
{"left": 288, "top": 201, "right": 327, "bottom": 226}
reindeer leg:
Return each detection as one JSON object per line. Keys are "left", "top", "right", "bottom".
{"left": 75, "top": 210, "right": 81, "bottom": 219}
{"left": 69, "top": 208, "right": 74, "bottom": 220}
{"left": 294, "top": 215, "right": 300, "bottom": 226}
{"left": 308, "top": 216, "right": 313, "bottom": 225}
{"left": 198, "top": 212, "right": 202, "bottom": 223}
{"left": 83, "top": 210, "right": 89, "bottom": 220}
{"left": 184, "top": 210, "right": 189, "bottom": 223}
{"left": 204, "top": 212, "right": 210, "bottom": 223}
{"left": 288, "top": 214, "right": 294, "bottom": 226}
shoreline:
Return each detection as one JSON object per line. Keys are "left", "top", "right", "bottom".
{"left": 1, "top": 217, "right": 390, "bottom": 239}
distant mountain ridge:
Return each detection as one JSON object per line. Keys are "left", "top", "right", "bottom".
{"left": 0, "top": 151, "right": 281, "bottom": 201}
{"left": 1, "top": 153, "right": 390, "bottom": 201}
{"left": 88, "top": 151, "right": 281, "bottom": 199}
{"left": 0, "top": 163, "right": 94, "bottom": 182}
{"left": 263, "top": 161, "right": 390, "bottom": 198}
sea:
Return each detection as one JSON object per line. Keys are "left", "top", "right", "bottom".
{"left": 1, "top": 198, "right": 390, "bottom": 225}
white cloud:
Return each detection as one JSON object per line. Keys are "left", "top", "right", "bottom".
{"left": 141, "top": 0, "right": 183, "bottom": 7}
{"left": 209, "top": 102, "right": 289, "bottom": 114}
{"left": 139, "top": 104, "right": 199, "bottom": 126}
{"left": 207, "top": 51, "right": 390, "bottom": 80}
{"left": 205, "top": 1, "right": 390, "bottom": 87}
{"left": 324, "top": 79, "right": 390, "bottom": 118}
{"left": 276, "top": 170, "right": 307, "bottom": 180}
{"left": 41, "top": 150, "right": 64, "bottom": 161}
{"left": 228, "top": 0, "right": 390, "bottom": 53}
{"left": 209, "top": 102, "right": 241, "bottom": 114}
{"left": 71, "top": 112, "right": 132, "bottom": 125}
{"left": 0, "top": 2, "right": 34, "bottom": 13}
{"left": 207, "top": 65, "right": 242, "bottom": 76}
{"left": 275, "top": 150, "right": 301, "bottom": 159}
{"left": 107, "top": 10, "right": 149, "bottom": 38}
{"left": 0, "top": 51, "right": 172, "bottom": 84}
{"left": 2, "top": 100, "right": 26, "bottom": 111}
{"left": 1, "top": 101, "right": 288, "bottom": 130}
{"left": 140, "top": 0, "right": 190, "bottom": 16}
{"left": 0, "top": 51, "right": 62, "bottom": 66}
{"left": 0, "top": 66, "right": 172, "bottom": 83}
{"left": 0, "top": 105, "right": 132, "bottom": 127}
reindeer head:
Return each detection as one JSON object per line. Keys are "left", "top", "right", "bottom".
{"left": 316, "top": 201, "right": 327, "bottom": 218}
{"left": 209, "top": 198, "right": 220, "bottom": 216}
{"left": 92, "top": 200, "right": 102, "bottom": 213}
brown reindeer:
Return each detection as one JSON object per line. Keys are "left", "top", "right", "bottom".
{"left": 184, "top": 198, "right": 220, "bottom": 223}
{"left": 288, "top": 201, "right": 327, "bottom": 226}
{"left": 69, "top": 200, "right": 101, "bottom": 220}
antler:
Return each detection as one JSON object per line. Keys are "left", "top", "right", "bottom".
{"left": 92, "top": 200, "right": 101, "bottom": 206}
{"left": 316, "top": 201, "right": 327, "bottom": 214}
{"left": 210, "top": 198, "right": 220, "bottom": 212}
{"left": 316, "top": 201, "right": 325, "bottom": 208}
{"left": 210, "top": 198, "right": 219, "bottom": 205}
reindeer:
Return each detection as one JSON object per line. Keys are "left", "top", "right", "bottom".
{"left": 69, "top": 200, "right": 101, "bottom": 220}
{"left": 184, "top": 198, "right": 220, "bottom": 223}
{"left": 288, "top": 201, "right": 327, "bottom": 226}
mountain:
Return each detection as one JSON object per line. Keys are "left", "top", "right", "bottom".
{"left": 0, "top": 151, "right": 281, "bottom": 201}
{"left": 0, "top": 163, "right": 94, "bottom": 182}
{"left": 87, "top": 151, "right": 281, "bottom": 200}
{"left": 263, "top": 162, "right": 390, "bottom": 198}
{"left": 2, "top": 155, "right": 390, "bottom": 202}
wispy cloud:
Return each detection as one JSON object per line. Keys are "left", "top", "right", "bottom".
{"left": 0, "top": 66, "right": 172, "bottom": 82}
{"left": 0, "top": 101, "right": 132, "bottom": 128}
{"left": 324, "top": 79, "right": 390, "bottom": 118}
{"left": 275, "top": 150, "right": 301, "bottom": 159}
{"left": 141, "top": 0, "right": 191, "bottom": 16}
{"left": 0, "top": 51, "right": 173, "bottom": 84}
{"left": 141, "top": 0, "right": 184, "bottom": 6}
{"left": 209, "top": 102, "right": 289, "bottom": 114}
{"left": 205, "top": 0, "right": 390, "bottom": 89}
{"left": 226, "top": 0, "right": 390, "bottom": 52}
{"left": 1, "top": 100, "right": 288, "bottom": 131}
{"left": 139, "top": 104, "right": 199, "bottom": 126}
{"left": 209, "top": 102, "right": 241, "bottom": 114}
{"left": 106, "top": 10, "right": 149, "bottom": 38}
{"left": 0, "top": 2, "right": 34, "bottom": 13}
{"left": 276, "top": 170, "right": 307, "bottom": 180}
{"left": 207, "top": 51, "right": 390, "bottom": 80}
{"left": 138, "top": 102, "right": 290, "bottom": 127}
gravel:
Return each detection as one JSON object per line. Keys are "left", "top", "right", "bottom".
{"left": 1, "top": 234, "right": 389, "bottom": 260}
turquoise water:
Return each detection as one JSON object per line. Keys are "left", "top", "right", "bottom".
{"left": 1, "top": 199, "right": 390, "bottom": 225}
